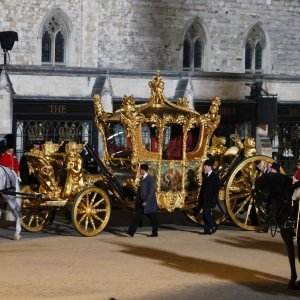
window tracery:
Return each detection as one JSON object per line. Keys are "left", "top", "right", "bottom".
{"left": 245, "top": 24, "right": 266, "bottom": 73}
{"left": 183, "top": 22, "right": 205, "bottom": 69}
{"left": 41, "top": 14, "right": 68, "bottom": 64}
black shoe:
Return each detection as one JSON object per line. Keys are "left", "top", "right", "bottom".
{"left": 126, "top": 232, "right": 134, "bottom": 237}
{"left": 147, "top": 233, "right": 158, "bottom": 237}
{"left": 212, "top": 226, "right": 217, "bottom": 234}
{"left": 203, "top": 231, "right": 212, "bottom": 235}
{"left": 258, "top": 226, "right": 269, "bottom": 233}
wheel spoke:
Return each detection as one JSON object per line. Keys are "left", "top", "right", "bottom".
{"left": 90, "top": 192, "right": 97, "bottom": 206}
{"left": 35, "top": 215, "right": 40, "bottom": 227}
{"left": 89, "top": 217, "right": 96, "bottom": 231}
{"left": 93, "top": 198, "right": 104, "bottom": 208}
{"left": 260, "top": 160, "right": 269, "bottom": 174}
{"left": 93, "top": 214, "right": 104, "bottom": 223}
{"left": 228, "top": 191, "right": 249, "bottom": 201}
{"left": 94, "top": 208, "right": 107, "bottom": 213}
{"left": 28, "top": 215, "right": 34, "bottom": 227}
{"left": 84, "top": 216, "right": 89, "bottom": 231}
{"left": 240, "top": 168, "right": 250, "bottom": 180}
{"left": 77, "top": 203, "right": 87, "bottom": 214}
{"left": 85, "top": 193, "right": 91, "bottom": 208}
{"left": 79, "top": 200, "right": 87, "bottom": 211}
{"left": 245, "top": 200, "right": 253, "bottom": 225}
{"left": 250, "top": 163, "right": 258, "bottom": 182}
{"left": 233, "top": 196, "right": 251, "bottom": 215}
{"left": 78, "top": 213, "right": 87, "bottom": 225}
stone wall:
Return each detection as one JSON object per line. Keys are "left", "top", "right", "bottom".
{"left": 1, "top": 0, "right": 300, "bottom": 74}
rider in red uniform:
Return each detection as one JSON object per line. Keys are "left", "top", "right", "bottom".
{"left": 0, "top": 148, "right": 20, "bottom": 176}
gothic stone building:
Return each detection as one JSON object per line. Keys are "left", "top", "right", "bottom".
{"left": 1, "top": 0, "right": 300, "bottom": 173}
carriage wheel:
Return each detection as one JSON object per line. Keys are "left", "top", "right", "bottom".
{"left": 72, "top": 187, "right": 111, "bottom": 237}
{"left": 184, "top": 189, "right": 228, "bottom": 226}
{"left": 21, "top": 185, "right": 50, "bottom": 232}
{"left": 225, "top": 155, "right": 277, "bottom": 231}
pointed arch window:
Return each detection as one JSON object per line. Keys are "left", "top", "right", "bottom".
{"left": 194, "top": 39, "right": 202, "bottom": 68}
{"left": 55, "top": 31, "right": 64, "bottom": 63}
{"left": 245, "top": 43, "right": 252, "bottom": 70}
{"left": 245, "top": 24, "right": 266, "bottom": 73}
{"left": 41, "top": 15, "right": 68, "bottom": 65}
{"left": 183, "top": 39, "right": 192, "bottom": 68}
{"left": 183, "top": 22, "right": 206, "bottom": 70}
{"left": 255, "top": 42, "right": 262, "bottom": 70}
{"left": 42, "top": 31, "right": 51, "bottom": 63}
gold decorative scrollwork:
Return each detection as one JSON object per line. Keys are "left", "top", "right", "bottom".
{"left": 177, "top": 97, "right": 189, "bottom": 108}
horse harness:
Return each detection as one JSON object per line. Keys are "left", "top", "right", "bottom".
{"left": 0, "top": 166, "right": 16, "bottom": 195}
{"left": 273, "top": 199, "right": 299, "bottom": 239}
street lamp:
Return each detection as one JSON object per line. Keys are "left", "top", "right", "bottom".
{"left": 0, "top": 31, "right": 18, "bottom": 64}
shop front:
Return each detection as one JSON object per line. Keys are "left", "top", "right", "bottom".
{"left": 270, "top": 102, "right": 300, "bottom": 174}
{"left": 13, "top": 97, "right": 98, "bottom": 158}
{"left": 195, "top": 100, "right": 257, "bottom": 146}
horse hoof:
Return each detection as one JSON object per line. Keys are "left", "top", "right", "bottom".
{"left": 288, "top": 281, "right": 300, "bottom": 290}
{"left": 13, "top": 233, "right": 21, "bottom": 241}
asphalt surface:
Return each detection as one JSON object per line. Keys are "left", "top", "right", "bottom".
{"left": 0, "top": 209, "right": 299, "bottom": 300}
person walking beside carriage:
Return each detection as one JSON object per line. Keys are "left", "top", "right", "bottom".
{"left": 127, "top": 163, "right": 159, "bottom": 237}
{"left": 197, "top": 159, "right": 221, "bottom": 235}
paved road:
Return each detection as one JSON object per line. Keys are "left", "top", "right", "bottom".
{"left": 0, "top": 210, "right": 299, "bottom": 300}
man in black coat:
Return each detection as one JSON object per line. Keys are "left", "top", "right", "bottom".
{"left": 127, "top": 163, "right": 159, "bottom": 237}
{"left": 198, "top": 159, "right": 221, "bottom": 235}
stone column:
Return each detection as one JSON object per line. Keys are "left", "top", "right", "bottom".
{"left": 0, "top": 70, "right": 13, "bottom": 139}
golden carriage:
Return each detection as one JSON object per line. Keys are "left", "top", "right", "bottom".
{"left": 20, "top": 72, "right": 277, "bottom": 236}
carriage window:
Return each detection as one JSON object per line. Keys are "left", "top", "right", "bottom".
{"left": 186, "top": 126, "right": 201, "bottom": 153}
{"left": 106, "top": 123, "right": 132, "bottom": 158}
{"left": 142, "top": 123, "right": 158, "bottom": 153}
{"left": 163, "top": 125, "right": 183, "bottom": 160}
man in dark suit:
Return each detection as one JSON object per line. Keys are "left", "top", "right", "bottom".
{"left": 198, "top": 159, "right": 221, "bottom": 235}
{"left": 127, "top": 163, "right": 159, "bottom": 237}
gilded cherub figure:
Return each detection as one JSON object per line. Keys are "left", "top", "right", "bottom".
{"left": 62, "top": 142, "right": 85, "bottom": 199}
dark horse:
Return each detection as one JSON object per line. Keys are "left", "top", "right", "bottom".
{"left": 255, "top": 172, "right": 300, "bottom": 290}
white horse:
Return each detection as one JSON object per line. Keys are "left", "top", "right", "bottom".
{"left": 0, "top": 166, "right": 21, "bottom": 240}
